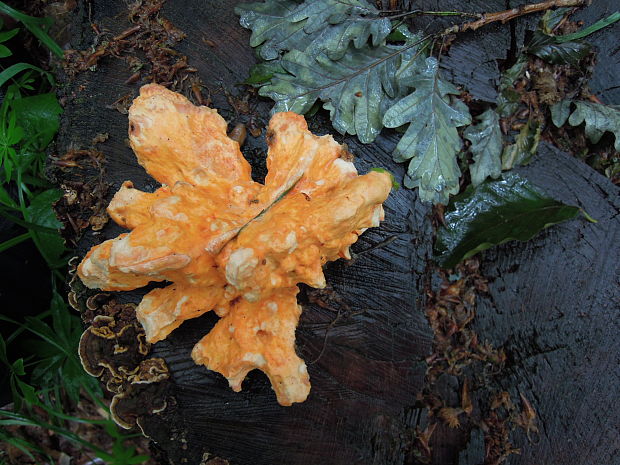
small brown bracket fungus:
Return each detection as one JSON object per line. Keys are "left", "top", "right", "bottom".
{"left": 77, "top": 83, "right": 392, "bottom": 406}
{"left": 77, "top": 298, "right": 170, "bottom": 429}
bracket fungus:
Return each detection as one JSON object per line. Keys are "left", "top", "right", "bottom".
{"left": 75, "top": 294, "right": 171, "bottom": 429}
{"left": 78, "top": 84, "right": 392, "bottom": 406}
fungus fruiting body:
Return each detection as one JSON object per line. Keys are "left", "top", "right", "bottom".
{"left": 78, "top": 84, "right": 392, "bottom": 405}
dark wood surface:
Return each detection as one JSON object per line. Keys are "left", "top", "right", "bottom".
{"left": 57, "top": 2, "right": 619, "bottom": 464}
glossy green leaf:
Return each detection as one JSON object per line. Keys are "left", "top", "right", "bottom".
{"left": 243, "top": 61, "right": 285, "bottom": 85}
{"left": 434, "top": 173, "right": 583, "bottom": 268}
{"left": 383, "top": 57, "right": 471, "bottom": 204}
{"left": 24, "top": 189, "right": 65, "bottom": 266}
{"left": 501, "top": 119, "right": 541, "bottom": 170}
{"left": 0, "top": 27, "right": 19, "bottom": 43}
{"left": 0, "top": 62, "right": 48, "bottom": 88}
{"left": 260, "top": 43, "right": 408, "bottom": 143}
{"left": 567, "top": 101, "right": 620, "bottom": 151}
{"left": 528, "top": 31, "right": 591, "bottom": 66}
{"left": 11, "top": 93, "right": 62, "bottom": 149}
{"left": 464, "top": 109, "right": 502, "bottom": 186}
{"left": 0, "top": 43, "right": 11, "bottom": 57}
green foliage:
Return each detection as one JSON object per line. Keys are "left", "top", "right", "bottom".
{"left": 0, "top": 85, "right": 67, "bottom": 268}
{"left": 464, "top": 109, "right": 502, "bottom": 186}
{"left": 0, "top": 1, "right": 64, "bottom": 57}
{"left": 0, "top": 6, "right": 149, "bottom": 464}
{"left": 539, "top": 7, "right": 571, "bottom": 34}
{"left": 261, "top": 44, "right": 408, "bottom": 143}
{"left": 239, "top": 0, "right": 620, "bottom": 206}
{"left": 434, "top": 173, "right": 586, "bottom": 268}
{"left": 236, "top": 0, "right": 391, "bottom": 61}
{"left": 553, "top": 11, "right": 620, "bottom": 43}
{"left": 383, "top": 57, "right": 471, "bottom": 204}
{"left": 0, "top": 26, "right": 19, "bottom": 57}
{"left": 496, "top": 56, "right": 527, "bottom": 118}
{"left": 0, "top": 294, "right": 148, "bottom": 464}
{"left": 528, "top": 31, "right": 591, "bottom": 66}
{"left": 551, "top": 100, "right": 620, "bottom": 151}
{"left": 501, "top": 119, "right": 542, "bottom": 170}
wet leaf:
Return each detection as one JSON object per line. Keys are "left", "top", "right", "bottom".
{"left": 236, "top": 0, "right": 391, "bottom": 61}
{"left": 383, "top": 57, "right": 471, "bottom": 204}
{"left": 10, "top": 93, "right": 62, "bottom": 149}
{"left": 540, "top": 7, "right": 571, "bottom": 34}
{"left": 496, "top": 56, "right": 527, "bottom": 118}
{"left": 567, "top": 101, "right": 620, "bottom": 151}
{"left": 260, "top": 43, "right": 409, "bottom": 143}
{"left": 501, "top": 119, "right": 541, "bottom": 170}
{"left": 550, "top": 99, "right": 572, "bottom": 127}
{"left": 464, "top": 109, "right": 502, "bottom": 186}
{"left": 287, "top": 0, "right": 391, "bottom": 60}
{"left": 243, "top": 61, "right": 285, "bottom": 85}
{"left": 24, "top": 189, "right": 66, "bottom": 267}
{"left": 236, "top": 0, "right": 308, "bottom": 61}
{"left": 434, "top": 173, "right": 583, "bottom": 268}
{"left": 528, "top": 31, "right": 591, "bottom": 67}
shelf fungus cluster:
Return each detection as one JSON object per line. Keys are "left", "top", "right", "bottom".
{"left": 74, "top": 290, "right": 170, "bottom": 430}
{"left": 77, "top": 84, "right": 392, "bottom": 406}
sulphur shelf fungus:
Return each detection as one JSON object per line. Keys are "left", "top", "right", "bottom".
{"left": 77, "top": 83, "right": 392, "bottom": 406}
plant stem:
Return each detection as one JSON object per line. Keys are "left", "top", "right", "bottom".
{"left": 443, "top": 0, "right": 587, "bottom": 35}
{"left": 384, "top": 10, "right": 482, "bottom": 21}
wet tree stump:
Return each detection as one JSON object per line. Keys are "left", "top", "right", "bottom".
{"left": 55, "top": 1, "right": 619, "bottom": 464}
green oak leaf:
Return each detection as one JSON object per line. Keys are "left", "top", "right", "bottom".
{"left": 464, "top": 109, "right": 502, "bottom": 186}
{"left": 288, "top": 0, "right": 391, "bottom": 60}
{"left": 551, "top": 100, "right": 620, "bottom": 151}
{"left": 236, "top": 0, "right": 391, "bottom": 61}
{"left": 550, "top": 99, "right": 572, "bottom": 127}
{"left": 383, "top": 57, "right": 471, "bottom": 204}
{"left": 568, "top": 101, "right": 620, "bottom": 151}
{"left": 260, "top": 43, "right": 408, "bottom": 143}
{"left": 434, "top": 173, "right": 584, "bottom": 268}
{"left": 236, "top": 0, "right": 309, "bottom": 61}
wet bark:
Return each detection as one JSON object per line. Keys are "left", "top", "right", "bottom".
{"left": 57, "top": 1, "right": 619, "bottom": 464}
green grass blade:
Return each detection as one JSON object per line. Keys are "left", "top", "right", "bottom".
{"left": 0, "top": 63, "right": 49, "bottom": 88}
{"left": 0, "top": 2, "right": 63, "bottom": 57}
{"left": 556, "top": 12, "right": 620, "bottom": 43}
{"left": 0, "top": 232, "right": 30, "bottom": 252}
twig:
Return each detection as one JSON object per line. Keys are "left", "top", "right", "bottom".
{"left": 443, "top": 0, "right": 587, "bottom": 35}
{"left": 384, "top": 10, "right": 482, "bottom": 21}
